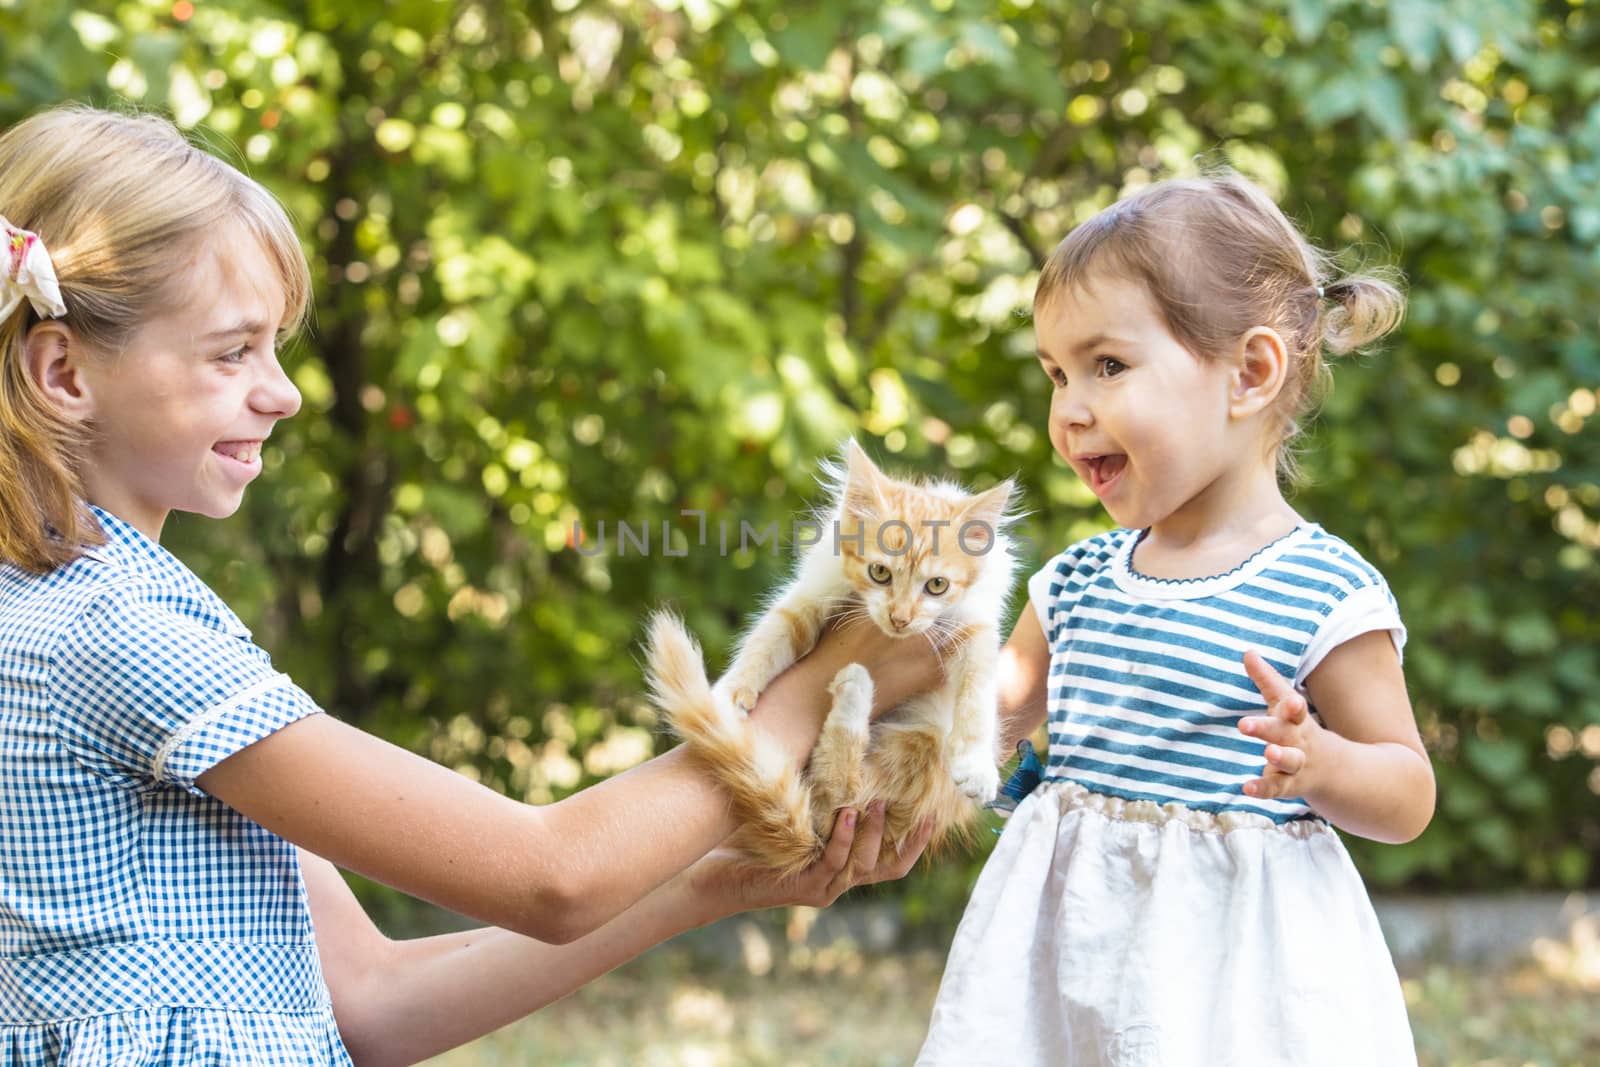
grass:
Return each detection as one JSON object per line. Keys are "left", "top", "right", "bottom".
{"left": 1407, "top": 913, "right": 1600, "bottom": 1066}
{"left": 422, "top": 935, "right": 943, "bottom": 1067}
{"left": 420, "top": 911, "right": 1600, "bottom": 1066}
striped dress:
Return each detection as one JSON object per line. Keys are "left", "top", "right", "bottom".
{"left": 918, "top": 523, "right": 1418, "bottom": 1067}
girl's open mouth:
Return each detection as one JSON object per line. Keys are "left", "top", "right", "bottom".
{"left": 212, "top": 441, "right": 263, "bottom": 473}
{"left": 1085, "top": 454, "right": 1127, "bottom": 495}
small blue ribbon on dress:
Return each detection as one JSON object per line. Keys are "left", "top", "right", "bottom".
{"left": 984, "top": 738, "right": 1044, "bottom": 830}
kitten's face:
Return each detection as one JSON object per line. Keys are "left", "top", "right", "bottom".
{"left": 841, "top": 518, "right": 981, "bottom": 637}
{"left": 833, "top": 443, "right": 1013, "bottom": 639}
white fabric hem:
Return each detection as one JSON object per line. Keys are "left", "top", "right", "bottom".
{"left": 150, "top": 672, "right": 291, "bottom": 782}
{"left": 1026, "top": 566, "right": 1054, "bottom": 637}
{"left": 1295, "top": 583, "right": 1406, "bottom": 688}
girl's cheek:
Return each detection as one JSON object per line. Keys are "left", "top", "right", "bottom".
{"left": 1046, "top": 414, "right": 1071, "bottom": 457}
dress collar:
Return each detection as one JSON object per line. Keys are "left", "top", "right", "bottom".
{"left": 1108, "top": 522, "right": 1319, "bottom": 601}
{"left": 78, "top": 505, "right": 254, "bottom": 637}
{"left": 80, "top": 504, "right": 185, "bottom": 579}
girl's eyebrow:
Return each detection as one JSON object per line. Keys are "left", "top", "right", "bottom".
{"left": 1037, "top": 332, "right": 1132, "bottom": 363}
{"left": 1069, "top": 331, "right": 1135, "bottom": 356}
{"left": 198, "top": 319, "right": 270, "bottom": 343}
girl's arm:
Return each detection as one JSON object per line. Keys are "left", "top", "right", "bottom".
{"left": 197, "top": 623, "right": 939, "bottom": 946}
{"left": 996, "top": 600, "right": 1051, "bottom": 755}
{"left": 303, "top": 805, "right": 932, "bottom": 1067}
{"left": 1240, "top": 630, "right": 1435, "bottom": 843}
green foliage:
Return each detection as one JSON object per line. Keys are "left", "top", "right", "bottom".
{"left": 2, "top": 0, "right": 1596, "bottom": 898}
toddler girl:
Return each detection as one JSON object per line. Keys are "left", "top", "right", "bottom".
{"left": 917, "top": 173, "right": 1434, "bottom": 1066}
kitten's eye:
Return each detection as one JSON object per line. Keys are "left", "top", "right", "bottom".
{"left": 924, "top": 576, "right": 949, "bottom": 596}
{"left": 867, "top": 562, "right": 892, "bottom": 585}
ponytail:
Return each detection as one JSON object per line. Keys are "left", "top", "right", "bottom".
{"left": 1322, "top": 269, "right": 1406, "bottom": 356}
{"left": 0, "top": 312, "right": 98, "bottom": 572}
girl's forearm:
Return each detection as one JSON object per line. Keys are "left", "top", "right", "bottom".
{"left": 1304, "top": 733, "right": 1436, "bottom": 843}
{"left": 202, "top": 637, "right": 862, "bottom": 949}
{"left": 533, "top": 642, "right": 846, "bottom": 940}
{"left": 341, "top": 870, "right": 722, "bottom": 1067}
{"left": 996, "top": 633, "right": 1049, "bottom": 755}
{"left": 998, "top": 700, "right": 1047, "bottom": 756}
{"left": 526, "top": 745, "right": 731, "bottom": 941}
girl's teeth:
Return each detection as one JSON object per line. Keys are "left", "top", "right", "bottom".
{"left": 1090, "top": 455, "right": 1126, "bottom": 487}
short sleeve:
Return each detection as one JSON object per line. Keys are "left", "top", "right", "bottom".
{"left": 1026, "top": 564, "right": 1061, "bottom": 642}
{"left": 1294, "top": 583, "right": 1407, "bottom": 688}
{"left": 1025, "top": 537, "right": 1108, "bottom": 647}
{"left": 47, "top": 591, "right": 323, "bottom": 794}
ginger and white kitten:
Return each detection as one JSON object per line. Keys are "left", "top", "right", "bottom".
{"left": 646, "top": 440, "right": 1018, "bottom": 875}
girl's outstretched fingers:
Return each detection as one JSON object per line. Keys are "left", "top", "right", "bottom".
{"left": 1243, "top": 770, "right": 1288, "bottom": 799}
{"left": 1241, "top": 650, "right": 1311, "bottom": 761}
{"left": 1241, "top": 650, "right": 1308, "bottom": 724}
{"left": 1239, "top": 649, "right": 1325, "bottom": 801}
{"left": 824, "top": 800, "right": 887, "bottom": 902}
{"left": 708, "top": 802, "right": 934, "bottom": 914}
{"left": 807, "top": 807, "right": 860, "bottom": 905}
{"left": 1239, "top": 713, "right": 1295, "bottom": 745}
{"left": 1263, "top": 743, "right": 1306, "bottom": 774}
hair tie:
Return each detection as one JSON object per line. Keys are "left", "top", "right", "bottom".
{"left": 0, "top": 217, "right": 67, "bottom": 321}
{"left": 1315, "top": 284, "right": 1326, "bottom": 299}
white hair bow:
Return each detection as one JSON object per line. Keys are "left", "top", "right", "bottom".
{"left": 0, "top": 217, "right": 67, "bottom": 321}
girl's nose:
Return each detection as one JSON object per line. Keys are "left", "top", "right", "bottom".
{"left": 254, "top": 357, "right": 302, "bottom": 419}
{"left": 1051, "top": 384, "right": 1093, "bottom": 430}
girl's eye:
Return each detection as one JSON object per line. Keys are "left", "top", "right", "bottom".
{"left": 1098, "top": 357, "right": 1127, "bottom": 378}
{"left": 218, "top": 346, "right": 249, "bottom": 365}
{"left": 1041, "top": 363, "right": 1067, "bottom": 388}
{"left": 867, "top": 562, "right": 892, "bottom": 585}
{"left": 924, "top": 576, "right": 949, "bottom": 596}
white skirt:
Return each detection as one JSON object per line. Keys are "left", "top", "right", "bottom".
{"left": 916, "top": 781, "right": 1416, "bottom": 1067}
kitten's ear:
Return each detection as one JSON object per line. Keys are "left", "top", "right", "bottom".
{"left": 962, "top": 479, "right": 1017, "bottom": 533}
{"left": 841, "top": 438, "right": 887, "bottom": 516}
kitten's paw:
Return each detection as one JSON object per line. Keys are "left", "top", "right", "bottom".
{"left": 827, "top": 663, "right": 874, "bottom": 729}
{"left": 716, "top": 676, "right": 760, "bottom": 713}
{"left": 950, "top": 752, "right": 1001, "bottom": 804}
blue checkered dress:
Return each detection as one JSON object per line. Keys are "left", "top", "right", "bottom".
{"left": 0, "top": 506, "right": 352, "bottom": 1064}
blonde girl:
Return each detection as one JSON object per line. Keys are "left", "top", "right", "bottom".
{"left": 0, "top": 105, "right": 937, "bottom": 1065}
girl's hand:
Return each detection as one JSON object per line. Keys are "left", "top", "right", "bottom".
{"left": 689, "top": 802, "right": 935, "bottom": 917}
{"left": 1238, "top": 650, "right": 1326, "bottom": 801}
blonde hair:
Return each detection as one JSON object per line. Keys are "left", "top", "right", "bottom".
{"left": 0, "top": 105, "right": 310, "bottom": 573}
{"left": 1035, "top": 170, "right": 1404, "bottom": 484}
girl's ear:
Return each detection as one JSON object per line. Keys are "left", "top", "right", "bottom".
{"left": 21, "top": 322, "right": 95, "bottom": 422}
{"left": 1228, "top": 327, "right": 1289, "bottom": 421}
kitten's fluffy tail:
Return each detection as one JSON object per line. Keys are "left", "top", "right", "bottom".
{"left": 644, "top": 611, "right": 822, "bottom": 875}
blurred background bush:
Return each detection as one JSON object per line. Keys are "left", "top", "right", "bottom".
{"left": 2, "top": 0, "right": 1596, "bottom": 931}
